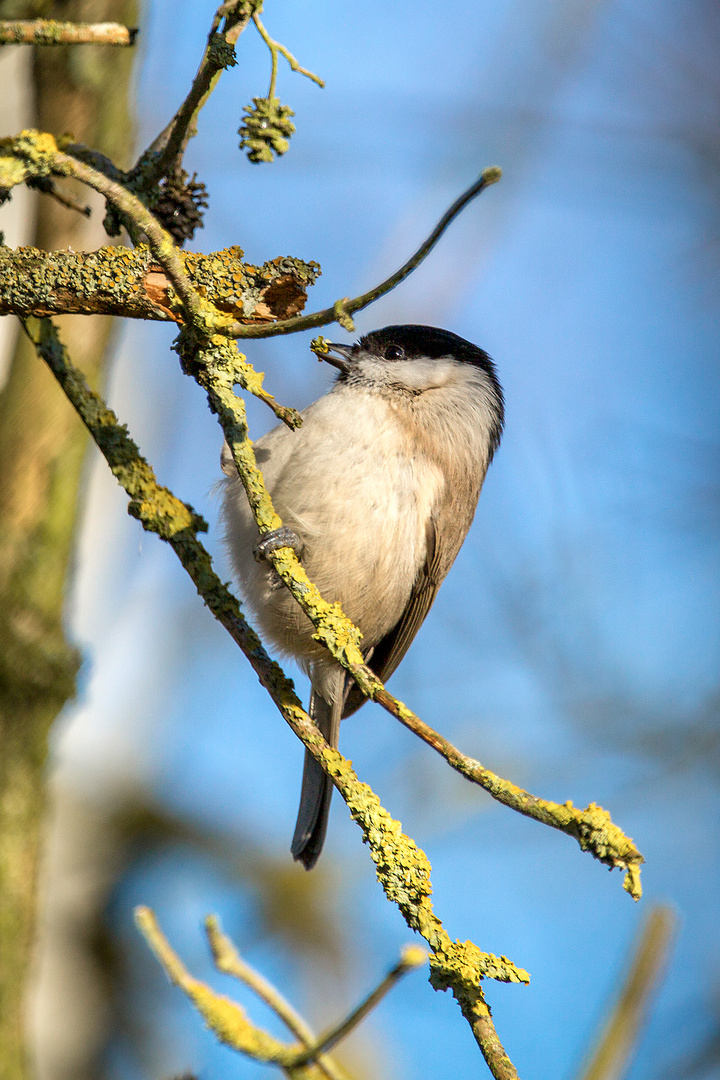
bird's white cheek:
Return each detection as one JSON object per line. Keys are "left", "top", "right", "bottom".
{"left": 393, "top": 358, "right": 458, "bottom": 392}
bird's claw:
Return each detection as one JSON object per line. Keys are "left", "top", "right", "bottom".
{"left": 254, "top": 526, "right": 304, "bottom": 563}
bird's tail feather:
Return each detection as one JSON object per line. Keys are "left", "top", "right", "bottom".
{"left": 291, "top": 687, "right": 343, "bottom": 869}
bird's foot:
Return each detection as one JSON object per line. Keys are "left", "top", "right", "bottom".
{"left": 253, "top": 526, "right": 304, "bottom": 563}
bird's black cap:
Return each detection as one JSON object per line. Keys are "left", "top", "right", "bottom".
{"left": 360, "top": 324, "right": 494, "bottom": 372}
{"left": 360, "top": 324, "right": 502, "bottom": 412}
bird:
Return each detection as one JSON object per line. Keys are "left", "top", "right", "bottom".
{"left": 221, "top": 324, "right": 504, "bottom": 868}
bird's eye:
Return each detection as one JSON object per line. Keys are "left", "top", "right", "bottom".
{"left": 385, "top": 345, "right": 405, "bottom": 361}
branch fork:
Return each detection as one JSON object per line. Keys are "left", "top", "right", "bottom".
{"left": 137, "top": 906, "right": 426, "bottom": 1078}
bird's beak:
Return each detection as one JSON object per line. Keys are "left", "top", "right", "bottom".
{"left": 321, "top": 342, "right": 354, "bottom": 373}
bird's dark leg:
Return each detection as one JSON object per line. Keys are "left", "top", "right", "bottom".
{"left": 253, "top": 526, "right": 305, "bottom": 562}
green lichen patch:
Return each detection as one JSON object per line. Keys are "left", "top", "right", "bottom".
{"left": 430, "top": 940, "right": 530, "bottom": 991}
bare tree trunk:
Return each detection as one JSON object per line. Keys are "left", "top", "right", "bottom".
{"left": 0, "top": 4, "right": 138, "bottom": 1076}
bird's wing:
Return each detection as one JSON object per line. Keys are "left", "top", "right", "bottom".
{"left": 343, "top": 516, "right": 444, "bottom": 718}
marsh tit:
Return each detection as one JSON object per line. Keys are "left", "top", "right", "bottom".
{"left": 221, "top": 324, "right": 504, "bottom": 868}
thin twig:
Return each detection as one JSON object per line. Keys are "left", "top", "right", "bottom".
{"left": 227, "top": 167, "right": 502, "bottom": 339}
{"left": 0, "top": 19, "right": 138, "bottom": 46}
{"left": 27, "top": 177, "right": 91, "bottom": 217}
{"left": 291, "top": 946, "right": 427, "bottom": 1067}
{"left": 265, "top": 15, "right": 279, "bottom": 100}
{"left": 252, "top": 13, "right": 325, "bottom": 92}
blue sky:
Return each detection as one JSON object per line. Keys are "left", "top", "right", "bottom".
{"left": 50, "top": 1, "right": 720, "bottom": 1078}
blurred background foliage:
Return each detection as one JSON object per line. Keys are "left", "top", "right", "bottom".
{"left": 0, "top": 1, "right": 718, "bottom": 1079}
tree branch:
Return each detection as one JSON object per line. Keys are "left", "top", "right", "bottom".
{"left": 365, "top": 677, "right": 644, "bottom": 898}
{"left": 0, "top": 20, "right": 138, "bottom": 46}
{"left": 140, "top": 909, "right": 426, "bottom": 1079}
{"left": 0, "top": 244, "right": 319, "bottom": 327}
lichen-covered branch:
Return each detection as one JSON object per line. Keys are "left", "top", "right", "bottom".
{"left": 363, "top": 678, "right": 644, "bottom": 898}
{"left": 135, "top": 908, "right": 296, "bottom": 1068}
{"left": 53, "top": 145, "right": 214, "bottom": 322}
{"left": 206, "top": 916, "right": 426, "bottom": 1080}
{"left": 0, "top": 19, "right": 138, "bottom": 46}
{"left": 1, "top": 131, "right": 304, "bottom": 431}
{"left": 138, "top": 909, "right": 426, "bottom": 1079}
{"left": 24, "top": 316, "right": 526, "bottom": 1079}
{"left": 0, "top": 131, "right": 213, "bottom": 321}
{"left": 0, "top": 244, "right": 319, "bottom": 326}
